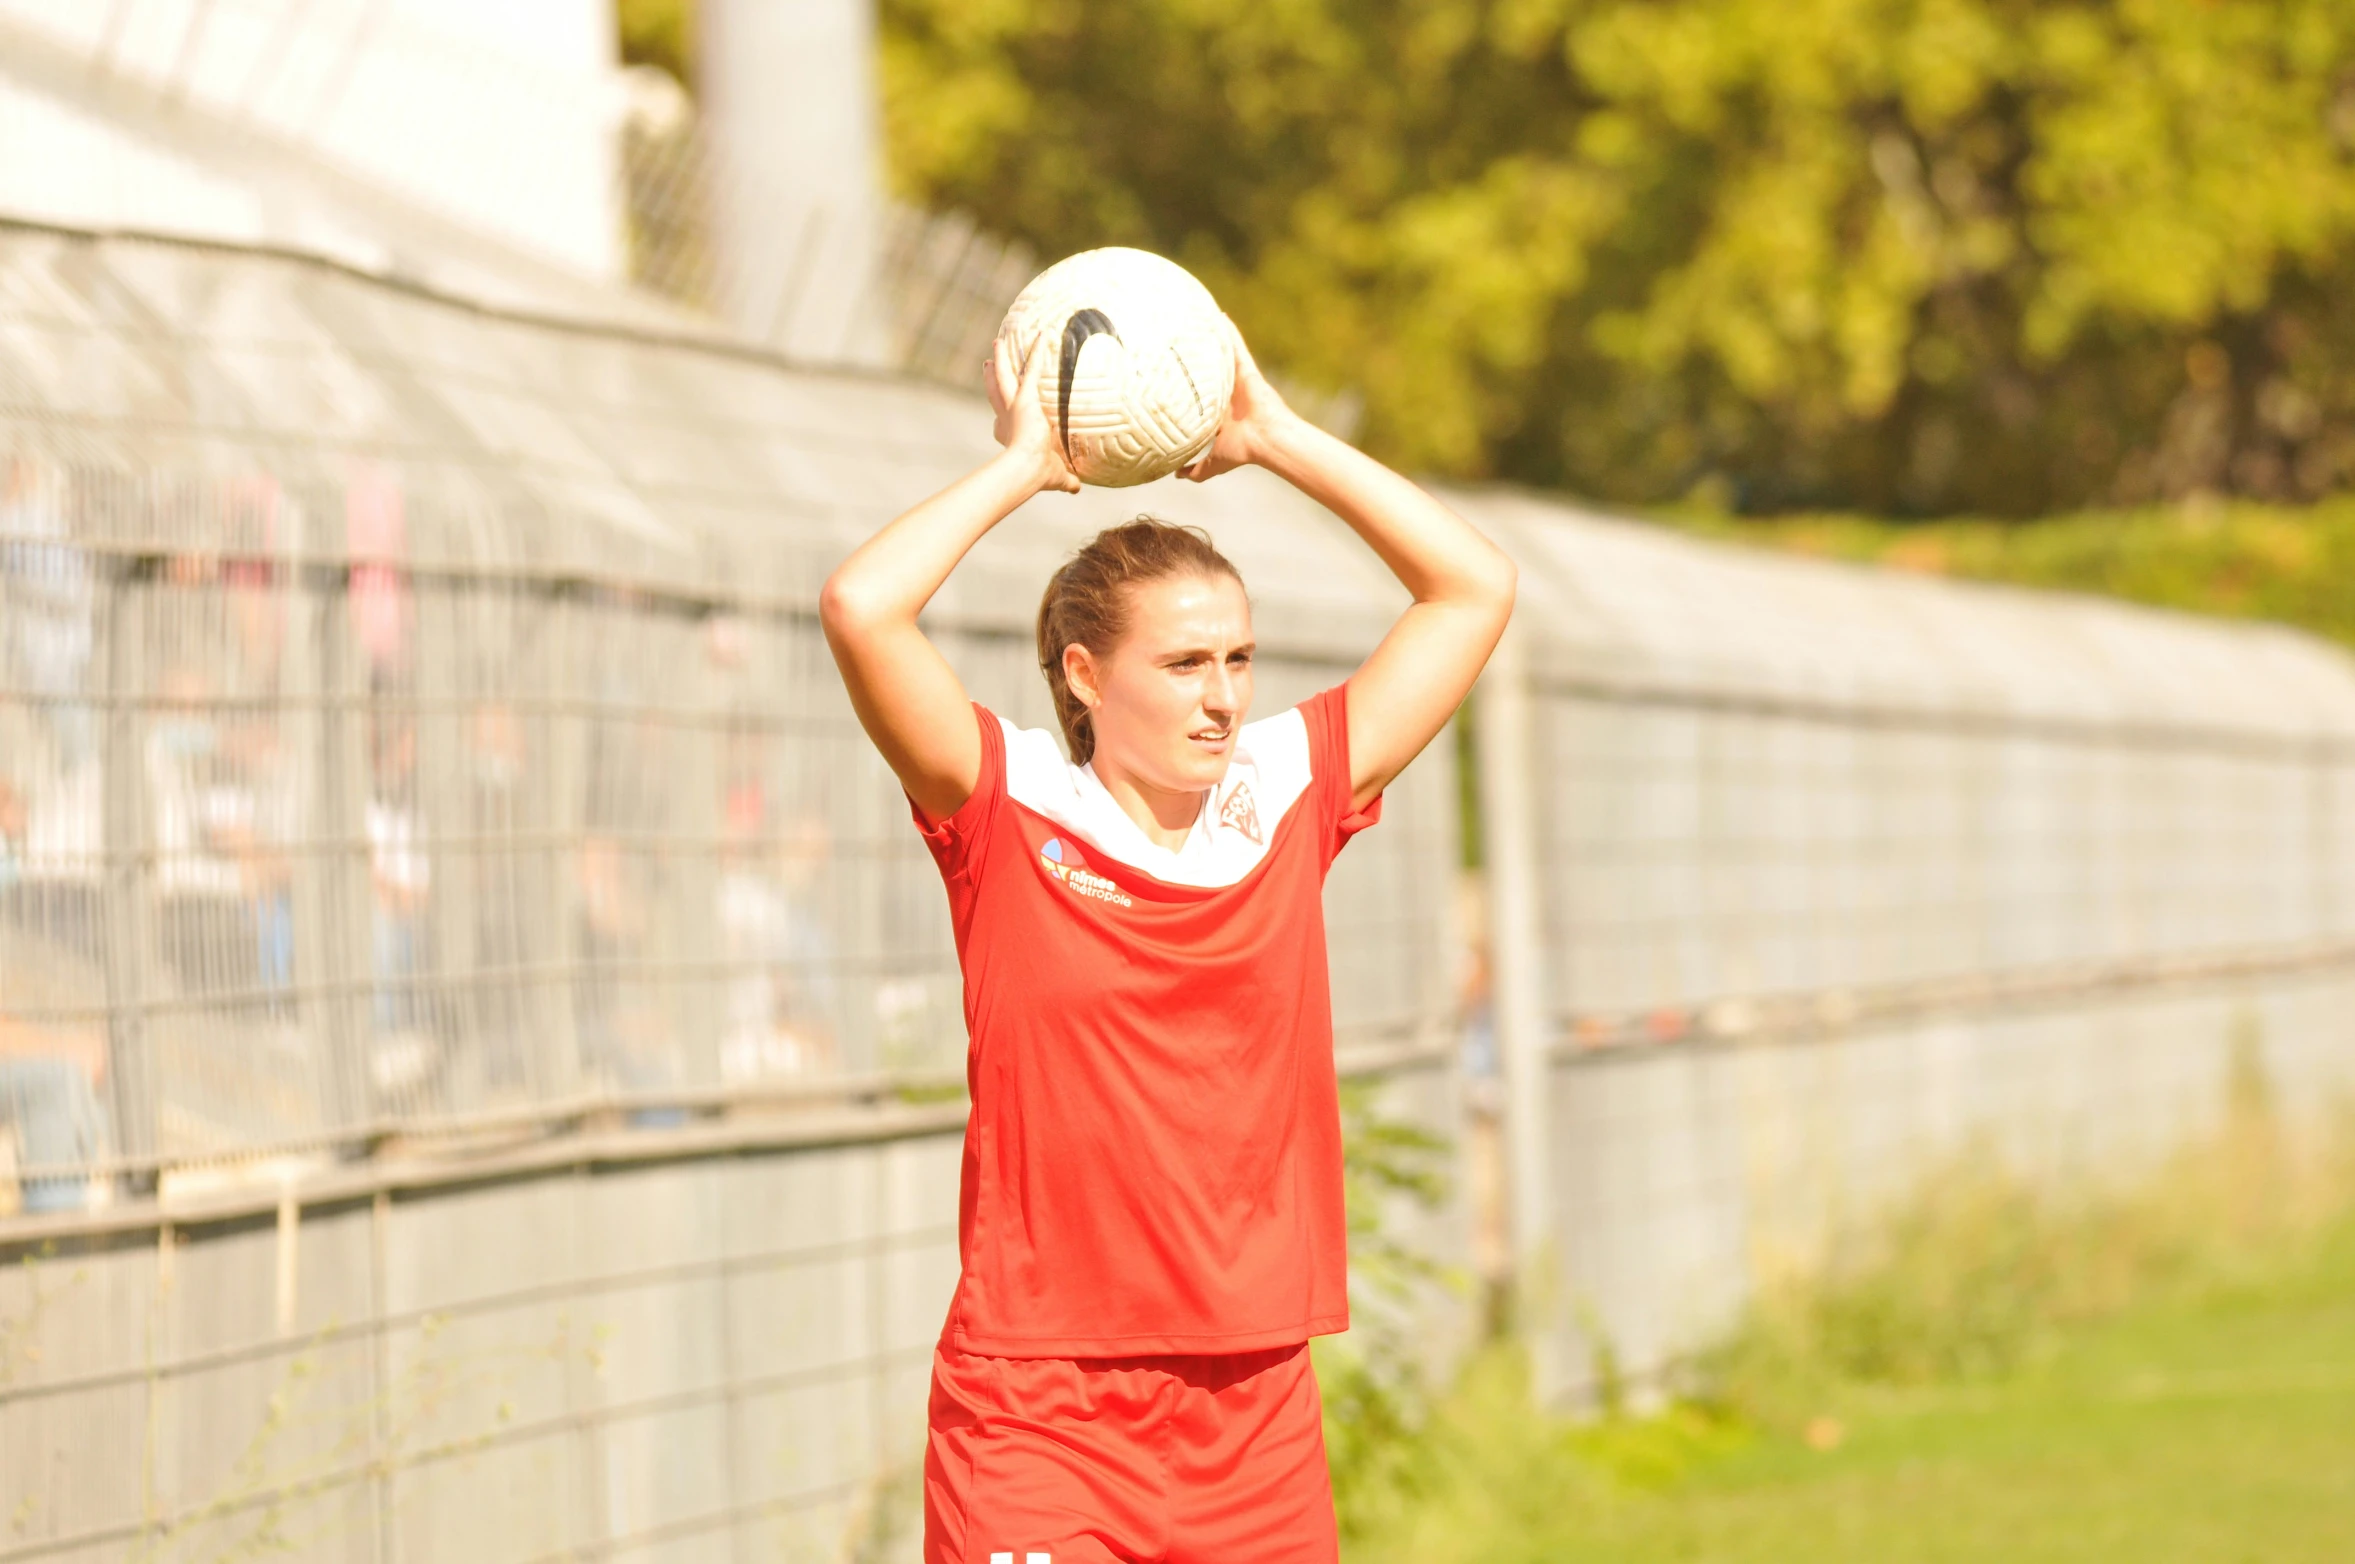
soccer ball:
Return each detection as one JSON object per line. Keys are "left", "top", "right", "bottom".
{"left": 994, "top": 248, "right": 1237, "bottom": 488}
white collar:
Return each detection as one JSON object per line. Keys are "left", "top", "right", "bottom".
{"left": 998, "top": 704, "right": 1316, "bottom": 889}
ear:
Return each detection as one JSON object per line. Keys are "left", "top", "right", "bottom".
{"left": 1062, "top": 642, "right": 1103, "bottom": 711}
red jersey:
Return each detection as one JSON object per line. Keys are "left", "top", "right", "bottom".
{"left": 913, "top": 685, "right": 1381, "bottom": 1357}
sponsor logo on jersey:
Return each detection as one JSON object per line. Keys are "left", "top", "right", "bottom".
{"left": 1217, "top": 779, "right": 1263, "bottom": 845}
{"left": 1037, "top": 836, "right": 1132, "bottom": 907}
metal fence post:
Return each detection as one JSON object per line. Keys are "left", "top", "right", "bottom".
{"left": 1474, "top": 622, "right": 1561, "bottom": 1397}
{"left": 317, "top": 551, "right": 373, "bottom": 1145}
{"left": 100, "top": 544, "right": 158, "bottom": 1192}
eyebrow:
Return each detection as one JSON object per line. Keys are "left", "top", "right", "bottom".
{"left": 1160, "top": 641, "right": 1256, "bottom": 664}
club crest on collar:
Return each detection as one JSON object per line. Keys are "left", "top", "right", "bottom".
{"left": 1217, "top": 780, "right": 1262, "bottom": 845}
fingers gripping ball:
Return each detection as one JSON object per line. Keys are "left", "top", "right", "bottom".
{"left": 995, "top": 248, "right": 1237, "bottom": 487}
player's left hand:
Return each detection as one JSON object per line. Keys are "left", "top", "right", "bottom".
{"left": 1180, "top": 318, "right": 1301, "bottom": 483}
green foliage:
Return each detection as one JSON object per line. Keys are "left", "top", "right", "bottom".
{"left": 1701, "top": 1030, "right": 2333, "bottom": 1424}
{"left": 1693, "top": 494, "right": 2355, "bottom": 650}
{"left": 1337, "top": 1076, "right": 1454, "bottom": 1300}
{"left": 0, "top": 1243, "right": 83, "bottom": 1390}
{"left": 1317, "top": 1335, "right": 1444, "bottom": 1546}
{"left": 617, "top": 0, "right": 692, "bottom": 87}
{"left": 849, "top": 1460, "right": 926, "bottom": 1564}
{"left": 1323, "top": 1079, "right": 1457, "bottom": 1543}
{"left": 881, "top": 0, "right": 2355, "bottom": 515}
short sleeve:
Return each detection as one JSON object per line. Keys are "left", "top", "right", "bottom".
{"left": 909, "top": 703, "right": 1004, "bottom": 883}
{"left": 1299, "top": 684, "right": 1382, "bottom": 863}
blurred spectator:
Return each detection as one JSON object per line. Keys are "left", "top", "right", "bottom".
{"left": 366, "top": 717, "right": 436, "bottom": 1104}
{"left": 215, "top": 714, "right": 300, "bottom": 1013}
{"left": 0, "top": 776, "right": 105, "bottom": 1215}
{"left": 146, "top": 664, "right": 239, "bottom": 901}
{"left": 1456, "top": 875, "right": 1508, "bottom": 1325}
{"left": 218, "top": 512, "right": 302, "bottom": 1016}
{"left": 0, "top": 1052, "right": 105, "bottom": 1217}
{"left": 0, "top": 777, "right": 22, "bottom": 896}
{"left": 716, "top": 783, "right": 840, "bottom": 1083}
{"left": 1459, "top": 943, "right": 1498, "bottom": 1092}
{"left": 345, "top": 466, "right": 411, "bottom": 690}
{"left": 575, "top": 833, "right": 640, "bottom": 1041}
{"left": 574, "top": 630, "right": 675, "bottom": 1115}
{"left": 222, "top": 485, "right": 290, "bottom": 695}
{"left": 466, "top": 700, "right": 532, "bottom": 1090}
{"left": 576, "top": 827, "right": 689, "bottom": 1125}
{"left": 1, "top": 457, "right": 96, "bottom": 772}
{"left": 142, "top": 532, "right": 312, "bottom": 1025}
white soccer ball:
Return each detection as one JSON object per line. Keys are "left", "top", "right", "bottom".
{"left": 994, "top": 248, "right": 1237, "bottom": 488}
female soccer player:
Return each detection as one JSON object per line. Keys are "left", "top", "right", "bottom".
{"left": 820, "top": 322, "right": 1516, "bottom": 1564}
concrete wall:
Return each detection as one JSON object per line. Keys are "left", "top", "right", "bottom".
{"left": 0, "top": 1117, "right": 964, "bottom": 1563}
{"left": 1540, "top": 970, "right": 2355, "bottom": 1399}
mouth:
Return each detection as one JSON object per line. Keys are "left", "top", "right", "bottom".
{"left": 1188, "top": 727, "right": 1232, "bottom": 753}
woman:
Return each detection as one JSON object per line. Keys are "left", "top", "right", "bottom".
{"left": 821, "top": 321, "right": 1515, "bottom": 1564}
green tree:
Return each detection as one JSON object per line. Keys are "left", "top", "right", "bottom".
{"left": 881, "top": 0, "right": 2355, "bottom": 516}
{"left": 618, "top": 0, "right": 691, "bottom": 86}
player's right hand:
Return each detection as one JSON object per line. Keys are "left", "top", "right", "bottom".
{"left": 987, "top": 337, "right": 1082, "bottom": 495}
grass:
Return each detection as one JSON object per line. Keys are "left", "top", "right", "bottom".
{"left": 1340, "top": 1079, "right": 2355, "bottom": 1563}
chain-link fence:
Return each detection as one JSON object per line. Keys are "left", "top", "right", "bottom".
{"left": 0, "top": 223, "right": 1458, "bottom": 1209}
{"left": 0, "top": 221, "right": 1460, "bottom": 1563}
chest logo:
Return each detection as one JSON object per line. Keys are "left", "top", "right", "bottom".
{"left": 1217, "top": 780, "right": 1263, "bottom": 845}
{"left": 1038, "top": 836, "right": 1133, "bottom": 908}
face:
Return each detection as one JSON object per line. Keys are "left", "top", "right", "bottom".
{"left": 1065, "top": 572, "right": 1254, "bottom": 795}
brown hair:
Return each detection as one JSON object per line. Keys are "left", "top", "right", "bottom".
{"left": 1036, "top": 517, "right": 1243, "bottom": 764}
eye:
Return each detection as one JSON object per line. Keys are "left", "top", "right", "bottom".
{"left": 1227, "top": 650, "right": 1253, "bottom": 667}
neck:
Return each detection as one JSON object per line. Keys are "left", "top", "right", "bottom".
{"left": 1089, "top": 754, "right": 1206, "bottom": 852}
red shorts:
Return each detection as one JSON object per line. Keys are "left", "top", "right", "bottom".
{"left": 923, "top": 1342, "right": 1339, "bottom": 1564}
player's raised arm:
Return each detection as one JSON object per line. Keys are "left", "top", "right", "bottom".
{"left": 820, "top": 342, "right": 1080, "bottom": 821}
{"left": 1181, "top": 324, "right": 1517, "bottom": 811}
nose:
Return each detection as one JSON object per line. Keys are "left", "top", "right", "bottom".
{"left": 1203, "top": 659, "right": 1239, "bottom": 721}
